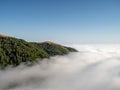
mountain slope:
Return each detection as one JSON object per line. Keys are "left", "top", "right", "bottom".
{"left": 0, "top": 35, "right": 77, "bottom": 67}
{"left": 0, "top": 36, "right": 49, "bottom": 67}
{"left": 31, "top": 41, "right": 77, "bottom": 56}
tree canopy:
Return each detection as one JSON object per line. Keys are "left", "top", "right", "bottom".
{"left": 0, "top": 36, "right": 77, "bottom": 68}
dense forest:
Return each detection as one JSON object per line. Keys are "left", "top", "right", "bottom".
{"left": 31, "top": 41, "right": 77, "bottom": 56}
{"left": 0, "top": 35, "right": 77, "bottom": 68}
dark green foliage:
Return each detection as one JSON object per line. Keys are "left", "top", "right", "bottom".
{"left": 31, "top": 41, "right": 78, "bottom": 56}
{"left": 0, "top": 36, "right": 49, "bottom": 67}
{"left": 0, "top": 36, "right": 77, "bottom": 68}
{"left": 65, "top": 47, "right": 78, "bottom": 52}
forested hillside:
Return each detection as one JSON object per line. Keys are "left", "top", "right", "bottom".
{"left": 0, "top": 36, "right": 49, "bottom": 67}
{"left": 0, "top": 35, "right": 77, "bottom": 67}
{"left": 31, "top": 41, "right": 77, "bottom": 56}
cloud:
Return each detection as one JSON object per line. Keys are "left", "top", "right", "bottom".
{"left": 1, "top": 44, "right": 120, "bottom": 90}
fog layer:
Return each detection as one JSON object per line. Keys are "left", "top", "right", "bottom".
{"left": 1, "top": 44, "right": 120, "bottom": 90}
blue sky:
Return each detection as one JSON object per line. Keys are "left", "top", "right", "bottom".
{"left": 0, "top": 0, "right": 120, "bottom": 44}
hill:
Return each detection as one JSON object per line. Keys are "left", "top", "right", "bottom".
{"left": 31, "top": 41, "right": 77, "bottom": 56}
{"left": 0, "top": 35, "right": 77, "bottom": 67}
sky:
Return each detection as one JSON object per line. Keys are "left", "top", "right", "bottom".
{"left": 0, "top": 0, "right": 120, "bottom": 44}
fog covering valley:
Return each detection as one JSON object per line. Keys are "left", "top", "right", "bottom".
{"left": 1, "top": 44, "right": 120, "bottom": 90}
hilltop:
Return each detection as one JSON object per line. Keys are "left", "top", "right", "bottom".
{"left": 0, "top": 35, "right": 77, "bottom": 67}
{"left": 31, "top": 41, "right": 77, "bottom": 56}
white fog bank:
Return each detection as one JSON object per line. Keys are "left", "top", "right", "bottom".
{"left": 1, "top": 44, "right": 120, "bottom": 90}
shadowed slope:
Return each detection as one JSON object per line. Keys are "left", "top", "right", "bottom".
{"left": 31, "top": 41, "right": 78, "bottom": 56}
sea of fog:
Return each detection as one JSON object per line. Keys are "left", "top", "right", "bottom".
{"left": 1, "top": 44, "right": 120, "bottom": 90}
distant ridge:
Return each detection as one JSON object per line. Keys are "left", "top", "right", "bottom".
{"left": 0, "top": 35, "right": 77, "bottom": 68}
{"left": 41, "top": 41, "right": 55, "bottom": 44}
{"left": 31, "top": 41, "right": 77, "bottom": 56}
